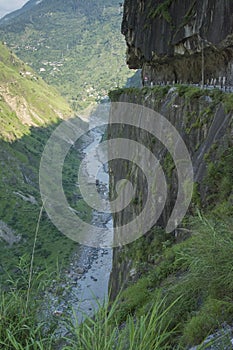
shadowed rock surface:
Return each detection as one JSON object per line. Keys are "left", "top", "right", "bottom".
{"left": 122, "top": 0, "right": 233, "bottom": 84}
{"left": 108, "top": 87, "right": 233, "bottom": 299}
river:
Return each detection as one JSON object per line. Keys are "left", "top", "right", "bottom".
{"left": 43, "top": 103, "right": 113, "bottom": 334}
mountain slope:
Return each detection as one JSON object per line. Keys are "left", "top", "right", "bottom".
{"left": 0, "top": 0, "right": 40, "bottom": 22}
{"left": 0, "top": 42, "right": 72, "bottom": 140}
{"left": 0, "top": 0, "right": 134, "bottom": 110}
{"left": 0, "top": 42, "right": 87, "bottom": 279}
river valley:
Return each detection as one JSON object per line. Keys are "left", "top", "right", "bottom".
{"left": 43, "top": 105, "right": 113, "bottom": 332}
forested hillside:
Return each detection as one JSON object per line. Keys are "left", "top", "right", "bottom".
{"left": 0, "top": 42, "right": 87, "bottom": 278}
{"left": 0, "top": 0, "right": 134, "bottom": 110}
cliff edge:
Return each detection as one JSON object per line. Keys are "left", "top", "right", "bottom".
{"left": 122, "top": 0, "right": 233, "bottom": 84}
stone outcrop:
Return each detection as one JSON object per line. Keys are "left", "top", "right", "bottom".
{"left": 108, "top": 87, "right": 233, "bottom": 298}
{"left": 122, "top": 0, "right": 233, "bottom": 84}
{"left": 109, "top": 0, "right": 233, "bottom": 303}
{"left": 0, "top": 221, "right": 21, "bottom": 246}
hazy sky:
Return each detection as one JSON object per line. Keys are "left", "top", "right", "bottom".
{"left": 0, "top": 0, "right": 28, "bottom": 18}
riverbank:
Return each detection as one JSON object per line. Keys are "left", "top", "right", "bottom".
{"left": 42, "top": 106, "right": 113, "bottom": 333}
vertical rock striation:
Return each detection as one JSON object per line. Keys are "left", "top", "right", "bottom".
{"left": 109, "top": 0, "right": 233, "bottom": 299}
{"left": 109, "top": 87, "right": 233, "bottom": 298}
{"left": 122, "top": 0, "right": 233, "bottom": 84}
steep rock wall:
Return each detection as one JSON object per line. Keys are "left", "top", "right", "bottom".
{"left": 108, "top": 87, "right": 233, "bottom": 298}
{"left": 122, "top": 0, "right": 233, "bottom": 84}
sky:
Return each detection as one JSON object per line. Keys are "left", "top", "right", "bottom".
{"left": 0, "top": 0, "right": 28, "bottom": 18}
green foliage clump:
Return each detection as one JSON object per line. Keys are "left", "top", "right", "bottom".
{"left": 2, "top": 215, "right": 233, "bottom": 349}
{"left": 112, "top": 215, "right": 233, "bottom": 348}
{"left": 0, "top": 258, "right": 54, "bottom": 349}
{"left": 0, "top": 259, "right": 178, "bottom": 350}
{"left": 109, "top": 88, "right": 129, "bottom": 101}
{"left": 149, "top": 0, "right": 174, "bottom": 23}
{"left": 109, "top": 85, "right": 171, "bottom": 103}
{"left": 182, "top": 0, "right": 197, "bottom": 25}
{"left": 163, "top": 152, "right": 175, "bottom": 179}
{"left": 191, "top": 182, "right": 201, "bottom": 207}
{"left": 205, "top": 147, "right": 233, "bottom": 217}
{"left": 181, "top": 298, "right": 233, "bottom": 347}
{"left": 222, "top": 93, "right": 233, "bottom": 113}
{"left": 176, "top": 85, "right": 205, "bottom": 100}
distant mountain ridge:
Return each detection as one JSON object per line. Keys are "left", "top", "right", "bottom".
{"left": 0, "top": 0, "right": 133, "bottom": 110}
{"left": 1, "top": 0, "right": 110, "bottom": 25}
{"left": 0, "top": 0, "right": 42, "bottom": 22}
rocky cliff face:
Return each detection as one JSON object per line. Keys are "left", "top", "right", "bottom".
{"left": 122, "top": 0, "right": 233, "bottom": 84}
{"left": 108, "top": 0, "right": 233, "bottom": 301}
{"left": 108, "top": 86, "right": 233, "bottom": 298}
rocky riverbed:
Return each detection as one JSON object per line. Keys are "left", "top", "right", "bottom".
{"left": 43, "top": 105, "right": 113, "bottom": 333}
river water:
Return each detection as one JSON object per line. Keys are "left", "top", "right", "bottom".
{"left": 44, "top": 105, "right": 113, "bottom": 332}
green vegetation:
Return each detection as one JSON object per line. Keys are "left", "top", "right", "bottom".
{"left": 182, "top": 0, "right": 197, "bottom": 26}
{"left": 0, "top": 43, "right": 91, "bottom": 280}
{"left": 0, "top": 0, "right": 134, "bottom": 111}
{"left": 1, "top": 215, "right": 233, "bottom": 349}
{"left": 149, "top": 0, "right": 174, "bottom": 23}
{"left": 109, "top": 84, "right": 233, "bottom": 115}
{"left": 205, "top": 146, "right": 233, "bottom": 217}
{"left": 177, "top": 84, "right": 233, "bottom": 113}
{"left": 0, "top": 42, "right": 72, "bottom": 140}
{"left": 109, "top": 85, "right": 171, "bottom": 101}
{"left": 66, "top": 296, "right": 179, "bottom": 350}
{"left": 111, "top": 215, "right": 233, "bottom": 348}
{"left": 0, "top": 259, "right": 55, "bottom": 349}
{"left": 0, "top": 259, "right": 179, "bottom": 350}
{"left": 174, "top": 0, "right": 197, "bottom": 36}
{"left": 106, "top": 84, "right": 233, "bottom": 348}
{"left": 0, "top": 18, "right": 232, "bottom": 347}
